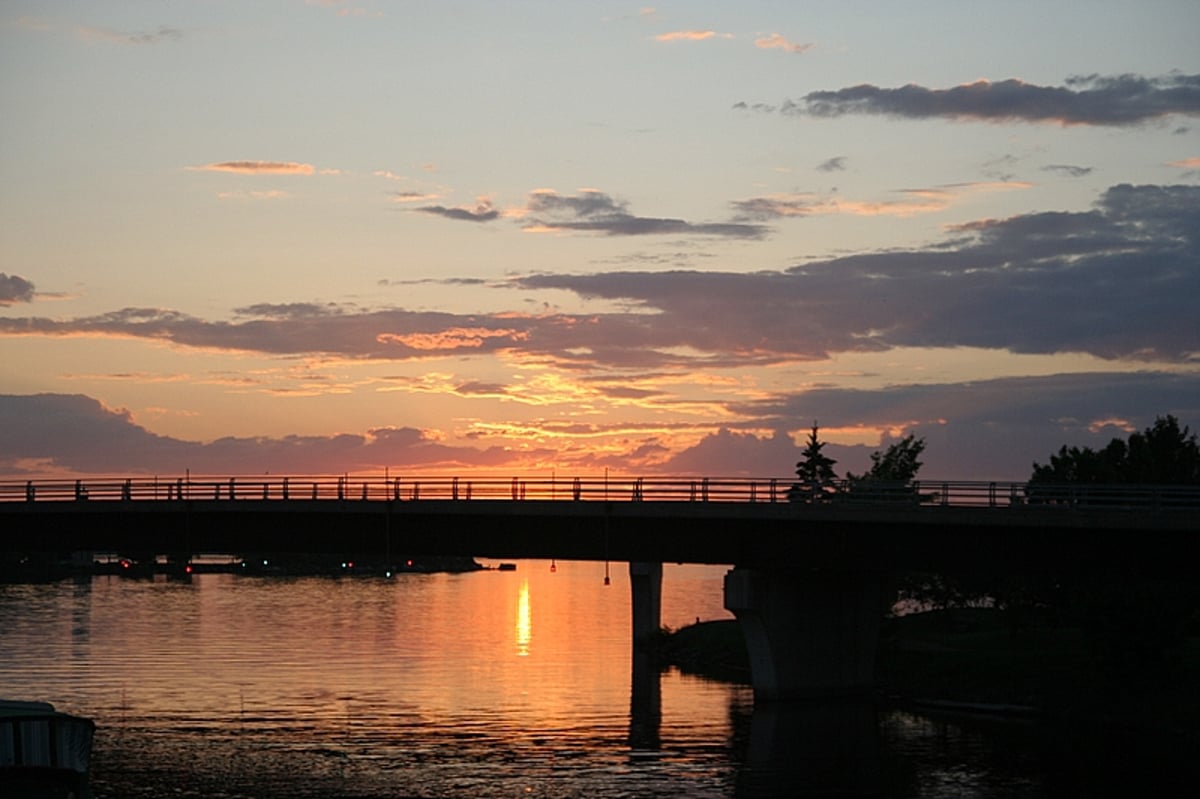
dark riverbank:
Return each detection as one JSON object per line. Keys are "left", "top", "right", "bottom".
{"left": 661, "top": 609, "right": 1200, "bottom": 732}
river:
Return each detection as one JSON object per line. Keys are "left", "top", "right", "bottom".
{"left": 1, "top": 560, "right": 1194, "bottom": 797}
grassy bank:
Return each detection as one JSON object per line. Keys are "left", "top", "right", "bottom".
{"left": 660, "top": 609, "right": 1200, "bottom": 731}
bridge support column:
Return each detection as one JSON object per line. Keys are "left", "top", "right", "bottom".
{"left": 628, "top": 561, "right": 663, "bottom": 749}
{"left": 629, "top": 561, "right": 662, "bottom": 647}
{"left": 724, "top": 567, "right": 882, "bottom": 700}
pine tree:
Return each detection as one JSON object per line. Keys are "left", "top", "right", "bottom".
{"left": 790, "top": 422, "right": 838, "bottom": 502}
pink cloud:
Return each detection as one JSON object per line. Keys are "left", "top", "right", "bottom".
{"left": 754, "top": 33, "right": 812, "bottom": 54}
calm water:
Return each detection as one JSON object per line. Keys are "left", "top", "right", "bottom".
{"left": 1, "top": 562, "right": 1194, "bottom": 797}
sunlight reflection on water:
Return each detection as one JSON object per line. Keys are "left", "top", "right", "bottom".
{"left": 2, "top": 564, "right": 747, "bottom": 797}
{"left": 3, "top": 564, "right": 1195, "bottom": 797}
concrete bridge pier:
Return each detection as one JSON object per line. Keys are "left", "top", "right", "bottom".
{"left": 628, "top": 561, "right": 664, "bottom": 749}
{"left": 629, "top": 561, "right": 663, "bottom": 647}
{"left": 724, "top": 567, "right": 883, "bottom": 700}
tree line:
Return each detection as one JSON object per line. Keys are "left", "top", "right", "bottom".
{"left": 790, "top": 414, "right": 1200, "bottom": 504}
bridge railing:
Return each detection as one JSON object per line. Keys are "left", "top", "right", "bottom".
{"left": 2, "top": 475, "right": 1199, "bottom": 511}
{"left": 0, "top": 476, "right": 796, "bottom": 504}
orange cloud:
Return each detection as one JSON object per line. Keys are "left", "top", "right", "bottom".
{"left": 1088, "top": 416, "right": 1136, "bottom": 434}
{"left": 190, "top": 161, "right": 316, "bottom": 175}
{"left": 61, "top": 371, "right": 190, "bottom": 383}
{"left": 216, "top": 190, "right": 290, "bottom": 200}
{"left": 1168, "top": 157, "right": 1200, "bottom": 168}
{"left": 754, "top": 33, "right": 811, "bottom": 54}
{"left": 655, "top": 30, "right": 732, "bottom": 42}
{"left": 377, "top": 327, "right": 527, "bottom": 350}
{"left": 735, "top": 182, "right": 1031, "bottom": 219}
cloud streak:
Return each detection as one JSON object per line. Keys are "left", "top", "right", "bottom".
{"left": 732, "top": 182, "right": 1029, "bottom": 220}
{"left": 190, "top": 161, "right": 317, "bottom": 175}
{"left": 0, "top": 394, "right": 536, "bottom": 475}
{"left": 1041, "top": 164, "right": 1093, "bottom": 178}
{"left": 522, "top": 189, "right": 767, "bottom": 239}
{"left": 765, "top": 73, "right": 1200, "bottom": 126}
{"left": 77, "top": 25, "right": 183, "bottom": 45}
{"left": 415, "top": 199, "right": 500, "bottom": 223}
{"left": 754, "top": 33, "right": 812, "bottom": 54}
{"left": 654, "top": 30, "right": 732, "bottom": 42}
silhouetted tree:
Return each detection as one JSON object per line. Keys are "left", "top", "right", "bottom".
{"left": 789, "top": 422, "right": 838, "bottom": 503}
{"left": 1030, "top": 414, "right": 1200, "bottom": 487}
{"left": 1124, "top": 414, "right": 1200, "bottom": 484}
{"left": 847, "top": 434, "right": 927, "bottom": 502}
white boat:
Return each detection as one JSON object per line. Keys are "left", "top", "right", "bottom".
{"left": 0, "top": 699, "right": 95, "bottom": 798}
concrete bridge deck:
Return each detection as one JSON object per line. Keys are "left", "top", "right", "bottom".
{"left": 2, "top": 475, "right": 1197, "bottom": 573}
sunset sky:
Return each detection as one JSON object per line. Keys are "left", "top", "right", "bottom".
{"left": 2, "top": 1, "right": 1198, "bottom": 481}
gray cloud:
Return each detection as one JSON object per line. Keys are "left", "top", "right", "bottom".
{"left": 233, "top": 302, "right": 344, "bottom": 319}
{"left": 592, "top": 371, "right": 1200, "bottom": 479}
{"left": 415, "top": 201, "right": 499, "bottom": 223}
{"left": 640, "top": 371, "right": 1200, "bottom": 479}
{"left": 79, "top": 25, "right": 183, "bottom": 45}
{"left": 0, "top": 393, "right": 542, "bottom": 475}
{"left": 1042, "top": 164, "right": 1093, "bottom": 178}
{"left": 379, "top": 277, "right": 489, "bottom": 287}
{"left": 731, "top": 371, "right": 1200, "bottom": 480}
{"left": 454, "top": 381, "right": 510, "bottom": 396}
{"left": 731, "top": 101, "right": 777, "bottom": 113}
{"left": 524, "top": 190, "right": 767, "bottom": 239}
{"left": 816, "top": 156, "right": 846, "bottom": 172}
{"left": 656, "top": 428, "right": 802, "bottom": 477}
{"left": 5, "top": 372, "right": 1196, "bottom": 481}
{"left": 0, "top": 273, "right": 35, "bottom": 305}
{"left": 0, "top": 306, "right": 547, "bottom": 361}
{"left": 1, "top": 184, "right": 1195, "bottom": 371}
{"left": 520, "top": 183, "right": 1200, "bottom": 364}
{"left": 778, "top": 73, "right": 1200, "bottom": 126}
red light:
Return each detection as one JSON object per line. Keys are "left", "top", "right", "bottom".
{"left": 121, "top": 559, "right": 131, "bottom": 569}
{"left": 406, "top": 559, "right": 413, "bottom": 568}
{"left": 348, "top": 561, "right": 354, "bottom": 569}
{"left": 185, "top": 565, "right": 193, "bottom": 574}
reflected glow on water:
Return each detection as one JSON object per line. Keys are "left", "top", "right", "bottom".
{"left": 0, "top": 562, "right": 747, "bottom": 797}
{"left": 516, "top": 578, "right": 532, "bottom": 657}
{"left": 2, "top": 562, "right": 1194, "bottom": 797}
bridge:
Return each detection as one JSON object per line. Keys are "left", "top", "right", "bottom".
{"left": 3, "top": 474, "right": 1198, "bottom": 701}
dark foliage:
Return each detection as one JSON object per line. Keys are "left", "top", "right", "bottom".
{"left": 1031, "top": 414, "right": 1200, "bottom": 486}
{"left": 846, "top": 434, "right": 927, "bottom": 502}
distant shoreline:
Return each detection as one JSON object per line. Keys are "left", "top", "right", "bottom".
{"left": 0, "top": 553, "right": 484, "bottom": 580}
